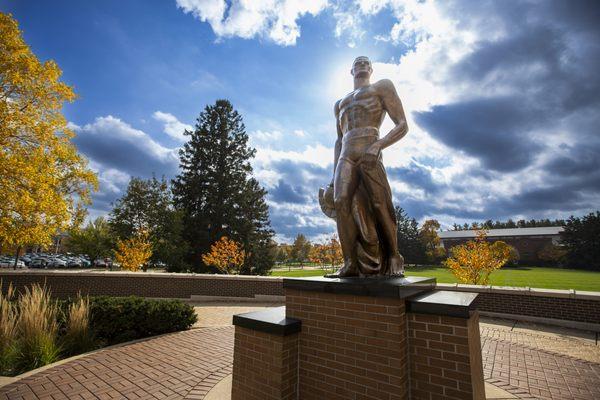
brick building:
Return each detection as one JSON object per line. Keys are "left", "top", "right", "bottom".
{"left": 439, "top": 227, "right": 563, "bottom": 263}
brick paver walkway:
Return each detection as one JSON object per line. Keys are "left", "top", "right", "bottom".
{"left": 0, "top": 327, "right": 234, "bottom": 400}
{"left": 481, "top": 323, "right": 600, "bottom": 399}
{"left": 0, "top": 306, "right": 598, "bottom": 399}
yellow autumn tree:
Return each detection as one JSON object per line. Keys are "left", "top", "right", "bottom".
{"left": 419, "top": 219, "right": 446, "bottom": 263}
{"left": 0, "top": 13, "right": 97, "bottom": 255}
{"left": 114, "top": 230, "right": 153, "bottom": 272}
{"left": 444, "top": 230, "right": 511, "bottom": 285}
{"left": 201, "top": 236, "right": 245, "bottom": 274}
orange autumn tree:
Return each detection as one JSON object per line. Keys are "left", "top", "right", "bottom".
{"left": 201, "top": 236, "right": 245, "bottom": 274}
{"left": 308, "top": 244, "right": 327, "bottom": 268}
{"left": 444, "top": 230, "right": 511, "bottom": 285}
{"left": 114, "top": 230, "right": 152, "bottom": 272}
{"left": 308, "top": 235, "right": 343, "bottom": 273}
{"left": 324, "top": 235, "right": 343, "bottom": 272}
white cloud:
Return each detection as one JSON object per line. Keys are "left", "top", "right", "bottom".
{"left": 175, "top": 0, "right": 328, "bottom": 46}
{"left": 74, "top": 115, "right": 178, "bottom": 164}
{"left": 93, "top": 165, "right": 131, "bottom": 195}
{"left": 293, "top": 129, "right": 307, "bottom": 137}
{"left": 152, "top": 111, "right": 193, "bottom": 142}
{"left": 252, "top": 129, "right": 283, "bottom": 142}
{"left": 191, "top": 70, "right": 223, "bottom": 90}
{"left": 254, "top": 143, "right": 333, "bottom": 170}
{"left": 72, "top": 115, "right": 182, "bottom": 222}
{"left": 332, "top": 6, "right": 365, "bottom": 48}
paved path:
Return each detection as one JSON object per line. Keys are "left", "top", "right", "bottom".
{"left": 480, "top": 319, "right": 600, "bottom": 399}
{"left": 0, "top": 327, "right": 234, "bottom": 400}
{"left": 0, "top": 305, "right": 598, "bottom": 399}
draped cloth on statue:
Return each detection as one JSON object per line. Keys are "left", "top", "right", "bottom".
{"left": 319, "top": 159, "right": 397, "bottom": 276}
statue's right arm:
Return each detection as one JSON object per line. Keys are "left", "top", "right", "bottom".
{"left": 332, "top": 100, "right": 342, "bottom": 185}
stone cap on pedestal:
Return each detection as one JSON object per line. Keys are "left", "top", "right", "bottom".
{"left": 283, "top": 275, "right": 436, "bottom": 298}
{"left": 232, "top": 306, "right": 301, "bottom": 336}
{"left": 407, "top": 290, "right": 478, "bottom": 318}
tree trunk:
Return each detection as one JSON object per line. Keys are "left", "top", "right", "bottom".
{"left": 13, "top": 245, "right": 21, "bottom": 269}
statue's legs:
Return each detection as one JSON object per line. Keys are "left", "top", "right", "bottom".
{"left": 360, "top": 160, "right": 404, "bottom": 275}
{"left": 333, "top": 157, "right": 360, "bottom": 276}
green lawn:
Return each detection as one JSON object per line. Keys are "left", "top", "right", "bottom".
{"left": 270, "top": 265, "right": 600, "bottom": 292}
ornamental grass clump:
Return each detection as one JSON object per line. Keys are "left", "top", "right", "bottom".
{"left": 15, "top": 284, "right": 61, "bottom": 373}
{"left": 0, "top": 283, "right": 18, "bottom": 375}
{"left": 63, "top": 294, "right": 96, "bottom": 356}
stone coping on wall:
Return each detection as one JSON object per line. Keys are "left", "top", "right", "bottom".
{"left": 407, "top": 290, "right": 478, "bottom": 318}
{"left": 436, "top": 282, "right": 600, "bottom": 300}
{"left": 0, "top": 269, "right": 284, "bottom": 282}
{"left": 232, "top": 306, "right": 301, "bottom": 336}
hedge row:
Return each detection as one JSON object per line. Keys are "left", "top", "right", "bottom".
{"left": 61, "top": 296, "right": 198, "bottom": 346}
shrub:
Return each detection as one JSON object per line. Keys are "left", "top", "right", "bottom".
{"left": 502, "top": 242, "right": 521, "bottom": 267}
{"left": 444, "top": 231, "right": 511, "bottom": 285}
{"left": 537, "top": 243, "right": 567, "bottom": 267}
{"left": 88, "top": 297, "right": 197, "bottom": 345}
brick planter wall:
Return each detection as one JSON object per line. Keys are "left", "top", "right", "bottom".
{"left": 437, "top": 284, "right": 600, "bottom": 325}
{"left": 0, "top": 270, "right": 284, "bottom": 299}
{"left": 231, "top": 326, "right": 299, "bottom": 400}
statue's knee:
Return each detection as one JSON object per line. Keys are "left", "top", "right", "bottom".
{"left": 334, "top": 195, "right": 351, "bottom": 215}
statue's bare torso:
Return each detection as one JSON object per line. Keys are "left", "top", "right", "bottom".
{"left": 338, "top": 82, "right": 386, "bottom": 134}
{"left": 336, "top": 80, "right": 394, "bottom": 163}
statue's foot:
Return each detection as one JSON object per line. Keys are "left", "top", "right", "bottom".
{"left": 388, "top": 254, "right": 405, "bottom": 276}
{"left": 335, "top": 261, "right": 359, "bottom": 277}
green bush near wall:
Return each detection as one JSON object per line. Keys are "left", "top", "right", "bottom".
{"left": 85, "top": 296, "right": 197, "bottom": 345}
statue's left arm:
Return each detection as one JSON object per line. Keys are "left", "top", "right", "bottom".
{"left": 364, "top": 79, "right": 408, "bottom": 161}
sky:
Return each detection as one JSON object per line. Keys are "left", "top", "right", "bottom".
{"left": 4, "top": 0, "right": 600, "bottom": 243}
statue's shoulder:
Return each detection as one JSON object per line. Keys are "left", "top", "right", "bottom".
{"left": 334, "top": 99, "right": 341, "bottom": 116}
{"left": 373, "top": 78, "right": 396, "bottom": 91}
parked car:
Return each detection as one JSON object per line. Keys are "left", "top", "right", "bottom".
{"left": 0, "top": 257, "right": 12, "bottom": 268}
{"left": 94, "top": 258, "right": 107, "bottom": 267}
{"left": 0, "top": 257, "right": 26, "bottom": 268}
{"left": 67, "top": 257, "right": 82, "bottom": 267}
{"left": 47, "top": 257, "right": 67, "bottom": 268}
{"left": 30, "top": 258, "right": 48, "bottom": 268}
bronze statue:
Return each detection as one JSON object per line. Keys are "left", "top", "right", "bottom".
{"left": 319, "top": 56, "right": 408, "bottom": 277}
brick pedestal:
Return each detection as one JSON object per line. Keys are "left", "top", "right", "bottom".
{"left": 286, "top": 289, "right": 408, "bottom": 400}
{"left": 231, "top": 307, "right": 301, "bottom": 400}
{"left": 232, "top": 277, "right": 484, "bottom": 400}
{"left": 407, "top": 312, "right": 484, "bottom": 399}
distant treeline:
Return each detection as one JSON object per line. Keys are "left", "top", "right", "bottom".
{"left": 452, "top": 218, "right": 565, "bottom": 231}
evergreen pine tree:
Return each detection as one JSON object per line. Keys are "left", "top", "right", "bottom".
{"left": 395, "top": 206, "right": 426, "bottom": 265}
{"left": 561, "top": 211, "right": 600, "bottom": 270}
{"left": 172, "top": 100, "right": 274, "bottom": 274}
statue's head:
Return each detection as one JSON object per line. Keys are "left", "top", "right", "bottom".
{"left": 351, "top": 56, "right": 372, "bottom": 78}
